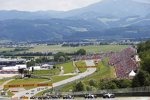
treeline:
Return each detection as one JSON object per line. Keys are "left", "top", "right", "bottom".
{"left": 73, "top": 79, "right": 132, "bottom": 92}
{"left": 26, "top": 49, "right": 86, "bottom": 67}
{"left": 132, "top": 40, "right": 150, "bottom": 87}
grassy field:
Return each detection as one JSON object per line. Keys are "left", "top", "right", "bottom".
{"left": 75, "top": 61, "right": 87, "bottom": 73}
{"left": 6, "top": 78, "right": 48, "bottom": 85}
{"left": 0, "top": 47, "right": 15, "bottom": 52}
{"left": 27, "top": 45, "right": 128, "bottom": 53}
{"left": 56, "top": 62, "right": 75, "bottom": 74}
{"left": 32, "top": 69, "right": 60, "bottom": 76}
{"left": 51, "top": 75, "right": 75, "bottom": 83}
{"left": 0, "top": 79, "right": 7, "bottom": 85}
{"left": 5, "top": 78, "right": 50, "bottom": 90}
{"left": 83, "top": 59, "right": 116, "bottom": 82}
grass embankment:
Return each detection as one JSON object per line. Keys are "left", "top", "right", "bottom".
{"left": 6, "top": 78, "right": 49, "bottom": 90}
{"left": 56, "top": 62, "right": 75, "bottom": 74}
{"left": 75, "top": 61, "right": 87, "bottom": 73}
{"left": 83, "top": 58, "right": 116, "bottom": 82}
{"left": 61, "top": 58, "right": 116, "bottom": 92}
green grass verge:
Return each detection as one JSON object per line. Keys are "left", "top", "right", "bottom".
{"left": 6, "top": 78, "right": 48, "bottom": 86}
{"left": 6, "top": 78, "right": 49, "bottom": 90}
{"left": 32, "top": 69, "right": 60, "bottom": 76}
{"left": 75, "top": 61, "right": 87, "bottom": 73}
{"left": 51, "top": 75, "right": 75, "bottom": 83}
{"left": 7, "top": 91, "right": 14, "bottom": 97}
{"left": 56, "top": 62, "right": 75, "bottom": 74}
{"left": 0, "top": 79, "right": 7, "bottom": 85}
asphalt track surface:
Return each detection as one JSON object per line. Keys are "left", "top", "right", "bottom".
{"left": 75, "top": 97, "right": 150, "bottom": 100}
{"left": 1, "top": 96, "right": 150, "bottom": 100}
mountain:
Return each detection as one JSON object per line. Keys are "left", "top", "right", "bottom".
{"left": 0, "top": 19, "right": 106, "bottom": 41}
{"left": 0, "top": 18, "right": 150, "bottom": 42}
{"left": 0, "top": 10, "right": 64, "bottom": 20}
{"left": 66, "top": 0, "right": 150, "bottom": 19}
{"left": 0, "top": 0, "right": 150, "bottom": 20}
{"left": 0, "top": 0, "right": 150, "bottom": 42}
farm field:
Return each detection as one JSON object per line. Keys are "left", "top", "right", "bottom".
{"left": 25, "top": 45, "right": 128, "bottom": 53}
{"left": 0, "top": 47, "right": 15, "bottom": 52}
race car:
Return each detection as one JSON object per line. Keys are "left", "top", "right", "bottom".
{"left": 103, "top": 93, "right": 115, "bottom": 98}
{"left": 63, "top": 94, "right": 74, "bottom": 99}
{"left": 84, "top": 94, "right": 97, "bottom": 99}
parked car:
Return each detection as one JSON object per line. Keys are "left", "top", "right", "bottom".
{"left": 63, "top": 94, "right": 74, "bottom": 99}
{"left": 84, "top": 94, "right": 97, "bottom": 99}
{"left": 103, "top": 93, "right": 115, "bottom": 98}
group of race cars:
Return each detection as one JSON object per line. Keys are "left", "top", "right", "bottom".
{"left": 27, "top": 93, "right": 115, "bottom": 99}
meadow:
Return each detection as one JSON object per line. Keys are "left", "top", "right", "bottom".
{"left": 28, "top": 44, "right": 128, "bottom": 53}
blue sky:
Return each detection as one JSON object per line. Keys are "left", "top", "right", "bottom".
{"left": 0, "top": 0, "right": 149, "bottom": 11}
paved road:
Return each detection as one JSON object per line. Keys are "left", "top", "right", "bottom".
{"left": 12, "top": 68, "right": 96, "bottom": 99}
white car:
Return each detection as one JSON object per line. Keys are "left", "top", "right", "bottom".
{"left": 103, "top": 93, "right": 115, "bottom": 98}
{"left": 84, "top": 94, "right": 97, "bottom": 99}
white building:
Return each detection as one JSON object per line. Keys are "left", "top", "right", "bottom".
{"left": 0, "top": 58, "right": 27, "bottom": 71}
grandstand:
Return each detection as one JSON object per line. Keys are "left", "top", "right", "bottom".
{"left": 109, "top": 47, "right": 139, "bottom": 79}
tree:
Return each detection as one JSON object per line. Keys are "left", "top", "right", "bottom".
{"left": 99, "top": 80, "right": 118, "bottom": 90}
{"left": 54, "top": 52, "right": 69, "bottom": 62}
{"left": 141, "top": 56, "right": 150, "bottom": 73}
{"left": 18, "top": 68, "right": 25, "bottom": 79}
{"left": 86, "top": 86, "right": 97, "bottom": 91}
{"left": 27, "top": 60, "right": 35, "bottom": 68}
{"left": 132, "top": 70, "right": 150, "bottom": 87}
{"left": 133, "top": 40, "right": 150, "bottom": 87}
{"left": 89, "top": 79, "right": 97, "bottom": 87}
{"left": 73, "top": 81, "right": 86, "bottom": 92}
{"left": 113, "top": 79, "right": 131, "bottom": 88}
{"left": 59, "top": 56, "right": 65, "bottom": 62}
{"left": 76, "top": 49, "right": 86, "bottom": 55}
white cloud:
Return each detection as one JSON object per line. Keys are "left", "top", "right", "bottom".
{"left": 0, "top": 0, "right": 102, "bottom": 11}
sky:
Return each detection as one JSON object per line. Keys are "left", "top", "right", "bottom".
{"left": 0, "top": 0, "right": 149, "bottom": 12}
{"left": 0, "top": 0, "right": 102, "bottom": 11}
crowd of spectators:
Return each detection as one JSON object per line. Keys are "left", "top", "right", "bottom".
{"left": 109, "top": 47, "right": 139, "bottom": 78}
